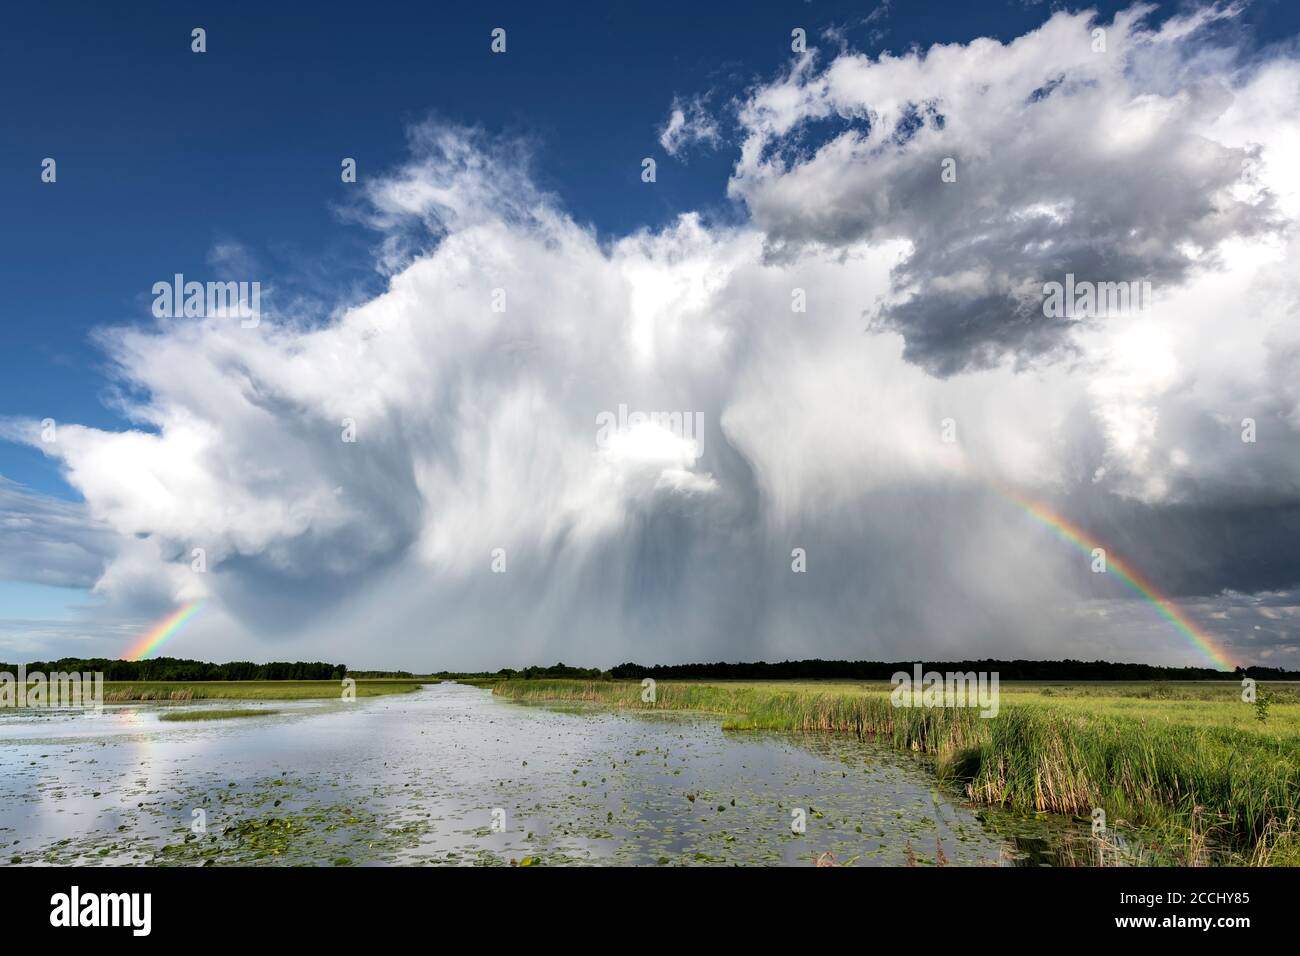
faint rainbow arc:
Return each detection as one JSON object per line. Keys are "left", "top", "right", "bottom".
{"left": 997, "top": 487, "right": 1235, "bottom": 671}
{"left": 124, "top": 601, "right": 204, "bottom": 661}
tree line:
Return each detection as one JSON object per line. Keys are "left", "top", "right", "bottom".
{"left": 5, "top": 656, "right": 1293, "bottom": 683}
{"left": 0, "top": 657, "right": 347, "bottom": 681}
{"left": 607, "top": 658, "right": 1300, "bottom": 681}
{"left": 433, "top": 662, "right": 609, "bottom": 680}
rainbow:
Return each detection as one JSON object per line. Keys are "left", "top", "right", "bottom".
{"left": 998, "top": 487, "right": 1235, "bottom": 671}
{"left": 124, "top": 601, "right": 204, "bottom": 661}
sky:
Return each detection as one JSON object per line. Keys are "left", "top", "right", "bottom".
{"left": 2, "top": 0, "right": 1299, "bottom": 671}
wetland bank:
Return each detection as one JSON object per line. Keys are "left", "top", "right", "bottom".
{"left": 1, "top": 681, "right": 1084, "bottom": 867}
{"left": 2, "top": 678, "right": 1295, "bottom": 867}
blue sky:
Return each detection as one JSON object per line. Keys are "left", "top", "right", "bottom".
{"left": 0, "top": 0, "right": 1218, "bottom": 498}
{"left": 3, "top": 1, "right": 1300, "bottom": 668}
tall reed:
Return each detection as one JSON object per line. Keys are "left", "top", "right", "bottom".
{"left": 492, "top": 679, "right": 1300, "bottom": 858}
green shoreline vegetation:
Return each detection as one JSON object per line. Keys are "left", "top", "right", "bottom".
{"left": 491, "top": 678, "right": 1300, "bottom": 866}
{"left": 158, "top": 708, "right": 283, "bottom": 721}
{"left": 99, "top": 679, "right": 428, "bottom": 701}
{"left": 0, "top": 657, "right": 435, "bottom": 701}
{"left": 5, "top": 654, "right": 1296, "bottom": 865}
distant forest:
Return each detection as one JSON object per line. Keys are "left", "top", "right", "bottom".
{"left": 3, "top": 656, "right": 1296, "bottom": 682}
{"left": 605, "top": 659, "right": 1300, "bottom": 681}
{"left": 0, "top": 657, "right": 346, "bottom": 681}
{"left": 430, "top": 659, "right": 1298, "bottom": 681}
{"left": 432, "top": 663, "right": 605, "bottom": 680}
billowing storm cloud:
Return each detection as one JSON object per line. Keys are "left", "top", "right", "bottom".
{"left": 4, "top": 4, "right": 1300, "bottom": 670}
{"left": 729, "top": 4, "right": 1280, "bottom": 374}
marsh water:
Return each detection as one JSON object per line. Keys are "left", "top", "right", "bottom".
{"left": 0, "top": 682, "right": 1083, "bottom": 866}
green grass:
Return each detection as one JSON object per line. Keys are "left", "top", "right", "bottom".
{"left": 100, "top": 678, "right": 428, "bottom": 702}
{"left": 158, "top": 708, "right": 282, "bottom": 722}
{"left": 493, "top": 678, "right": 1300, "bottom": 865}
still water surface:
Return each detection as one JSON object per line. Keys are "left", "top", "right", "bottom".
{"left": 0, "top": 683, "right": 1079, "bottom": 866}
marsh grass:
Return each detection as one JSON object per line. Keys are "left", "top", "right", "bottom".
{"left": 493, "top": 678, "right": 1300, "bottom": 863}
{"left": 158, "top": 708, "right": 282, "bottom": 722}
{"left": 101, "top": 679, "right": 425, "bottom": 702}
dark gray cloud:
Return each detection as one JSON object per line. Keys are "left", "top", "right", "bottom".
{"left": 731, "top": 5, "right": 1278, "bottom": 375}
